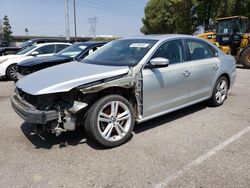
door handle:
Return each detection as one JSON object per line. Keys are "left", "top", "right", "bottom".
{"left": 182, "top": 70, "right": 191, "bottom": 77}
{"left": 213, "top": 64, "right": 219, "bottom": 70}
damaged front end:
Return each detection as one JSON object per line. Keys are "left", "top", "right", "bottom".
{"left": 11, "top": 88, "right": 88, "bottom": 135}
{"left": 11, "top": 68, "right": 143, "bottom": 136}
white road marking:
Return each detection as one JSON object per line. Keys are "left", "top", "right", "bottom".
{"left": 155, "top": 126, "right": 250, "bottom": 188}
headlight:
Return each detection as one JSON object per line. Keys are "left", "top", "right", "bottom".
{"left": 207, "top": 35, "right": 216, "bottom": 39}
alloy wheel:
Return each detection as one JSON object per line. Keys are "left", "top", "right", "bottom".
{"left": 215, "top": 79, "right": 228, "bottom": 104}
{"left": 97, "top": 101, "right": 132, "bottom": 142}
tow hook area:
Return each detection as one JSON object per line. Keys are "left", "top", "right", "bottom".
{"left": 52, "top": 101, "right": 88, "bottom": 136}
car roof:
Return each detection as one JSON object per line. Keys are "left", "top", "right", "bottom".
{"left": 75, "top": 41, "right": 107, "bottom": 46}
{"left": 28, "top": 38, "right": 72, "bottom": 43}
{"left": 36, "top": 42, "right": 72, "bottom": 47}
{"left": 122, "top": 34, "right": 197, "bottom": 41}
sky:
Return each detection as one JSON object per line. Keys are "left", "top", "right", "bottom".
{"left": 0, "top": 0, "right": 149, "bottom": 37}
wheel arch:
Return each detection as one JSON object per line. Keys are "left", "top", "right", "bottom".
{"left": 83, "top": 86, "right": 138, "bottom": 115}
{"left": 219, "top": 73, "right": 231, "bottom": 89}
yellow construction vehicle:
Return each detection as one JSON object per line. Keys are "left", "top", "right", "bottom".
{"left": 198, "top": 16, "right": 250, "bottom": 68}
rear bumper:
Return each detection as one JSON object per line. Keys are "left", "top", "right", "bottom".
{"left": 11, "top": 94, "right": 58, "bottom": 124}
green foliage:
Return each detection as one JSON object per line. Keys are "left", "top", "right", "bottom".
{"left": 141, "top": 0, "right": 197, "bottom": 34}
{"left": 90, "top": 37, "right": 119, "bottom": 42}
{"left": 2, "top": 15, "right": 13, "bottom": 43}
{"left": 141, "top": 0, "right": 250, "bottom": 34}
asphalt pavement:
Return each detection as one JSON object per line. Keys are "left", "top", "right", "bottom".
{"left": 0, "top": 68, "right": 249, "bottom": 188}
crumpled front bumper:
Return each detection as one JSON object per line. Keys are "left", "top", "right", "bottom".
{"left": 11, "top": 94, "right": 58, "bottom": 124}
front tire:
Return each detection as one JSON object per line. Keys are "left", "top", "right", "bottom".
{"left": 6, "top": 64, "right": 18, "bottom": 80}
{"left": 84, "top": 95, "right": 135, "bottom": 147}
{"left": 208, "top": 76, "right": 228, "bottom": 107}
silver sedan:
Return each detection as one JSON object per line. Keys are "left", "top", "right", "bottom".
{"left": 11, "top": 35, "right": 236, "bottom": 147}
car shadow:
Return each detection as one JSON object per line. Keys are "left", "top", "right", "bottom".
{"left": 0, "top": 77, "right": 9, "bottom": 82}
{"left": 20, "top": 102, "right": 207, "bottom": 150}
{"left": 21, "top": 123, "right": 91, "bottom": 149}
{"left": 20, "top": 122, "right": 131, "bottom": 150}
{"left": 236, "top": 64, "right": 248, "bottom": 69}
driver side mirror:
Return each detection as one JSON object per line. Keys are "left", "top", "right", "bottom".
{"left": 149, "top": 57, "right": 169, "bottom": 68}
{"left": 30, "top": 51, "right": 39, "bottom": 56}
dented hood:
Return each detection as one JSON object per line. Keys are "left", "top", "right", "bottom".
{"left": 16, "top": 61, "right": 129, "bottom": 95}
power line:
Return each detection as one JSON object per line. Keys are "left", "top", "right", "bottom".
{"left": 82, "top": 0, "right": 141, "bottom": 12}
{"left": 76, "top": 1, "right": 138, "bottom": 17}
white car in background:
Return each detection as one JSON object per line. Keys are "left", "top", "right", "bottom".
{"left": 0, "top": 42, "right": 72, "bottom": 80}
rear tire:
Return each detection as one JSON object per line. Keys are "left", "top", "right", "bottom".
{"left": 84, "top": 95, "right": 135, "bottom": 147}
{"left": 208, "top": 76, "right": 228, "bottom": 107}
{"left": 240, "top": 48, "right": 250, "bottom": 69}
{"left": 6, "top": 64, "right": 18, "bottom": 80}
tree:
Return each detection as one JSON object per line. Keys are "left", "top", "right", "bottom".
{"left": 195, "top": 0, "right": 250, "bottom": 31}
{"left": 141, "top": 0, "right": 198, "bottom": 34}
{"left": 229, "top": 0, "right": 250, "bottom": 21}
{"left": 174, "top": 0, "right": 198, "bottom": 34}
{"left": 194, "top": 0, "right": 222, "bottom": 31}
{"left": 0, "top": 20, "right": 3, "bottom": 38}
{"left": 141, "top": 0, "right": 250, "bottom": 35}
{"left": 2, "top": 15, "right": 13, "bottom": 43}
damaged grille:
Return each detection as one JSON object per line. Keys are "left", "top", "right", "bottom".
{"left": 17, "top": 88, "right": 37, "bottom": 107}
{"left": 15, "top": 88, "right": 83, "bottom": 111}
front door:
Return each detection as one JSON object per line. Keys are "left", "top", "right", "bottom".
{"left": 142, "top": 39, "right": 190, "bottom": 118}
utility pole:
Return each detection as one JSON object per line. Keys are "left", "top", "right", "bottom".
{"left": 64, "top": 0, "right": 70, "bottom": 40}
{"left": 73, "top": 0, "right": 77, "bottom": 42}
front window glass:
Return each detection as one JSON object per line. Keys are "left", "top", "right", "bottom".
{"left": 55, "top": 44, "right": 70, "bottom": 53}
{"left": 151, "top": 39, "right": 185, "bottom": 64}
{"left": 16, "top": 45, "right": 37, "bottom": 55}
{"left": 236, "top": 19, "right": 248, "bottom": 34}
{"left": 83, "top": 39, "right": 157, "bottom": 66}
{"left": 36, "top": 45, "right": 55, "bottom": 54}
{"left": 57, "top": 44, "right": 87, "bottom": 58}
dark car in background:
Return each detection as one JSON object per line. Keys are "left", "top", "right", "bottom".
{"left": 0, "top": 47, "right": 21, "bottom": 56}
{"left": 0, "top": 38, "right": 72, "bottom": 56}
{"left": 16, "top": 41, "right": 106, "bottom": 79}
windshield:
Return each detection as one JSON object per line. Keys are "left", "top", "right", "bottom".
{"left": 56, "top": 44, "right": 87, "bottom": 58}
{"left": 217, "top": 20, "right": 234, "bottom": 34}
{"left": 19, "top": 40, "right": 32, "bottom": 49}
{"left": 83, "top": 39, "right": 157, "bottom": 66}
{"left": 16, "top": 45, "right": 37, "bottom": 55}
{"left": 217, "top": 19, "right": 248, "bottom": 35}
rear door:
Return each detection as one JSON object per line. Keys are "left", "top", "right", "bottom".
{"left": 35, "top": 44, "right": 56, "bottom": 56}
{"left": 184, "top": 39, "right": 220, "bottom": 102}
{"left": 55, "top": 44, "right": 71, "bottom": 53}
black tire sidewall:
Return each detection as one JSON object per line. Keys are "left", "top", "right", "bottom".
{"left": 240, "top": 48, "right": 250, "bottom": 69}
{"left": 86, "top": 95, "right": 135, "bottom": 147}
{"left": 210, "top": 76, "right": 228, "bottom": 107}
{"left": 6, "top": 64, "right": 17, "bottom": 80}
